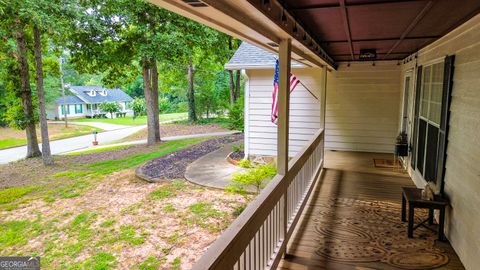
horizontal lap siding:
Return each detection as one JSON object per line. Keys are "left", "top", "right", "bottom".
{"left": 405, "top": 14, "right": 480, "bottom": 269}
{"left": 246, "top": 68, "right": 321, "bottom": 157}
{"left": 326, "top": 61, "right": 401, "bottom": 153}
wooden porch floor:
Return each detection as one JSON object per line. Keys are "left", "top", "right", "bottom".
{"left": 279, "top": 151, "right": 464, "bottom": 270}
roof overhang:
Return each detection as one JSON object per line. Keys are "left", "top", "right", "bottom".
{"left": 148, "top": 0, "right": 336, "bottom": 70}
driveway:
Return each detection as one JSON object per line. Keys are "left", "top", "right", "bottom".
{"left": 0, "top": 125, "right": 146, "bottom": 164}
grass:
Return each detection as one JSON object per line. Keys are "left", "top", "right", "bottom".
{"left": 0, "top": 124, "right": 101, "bottom": 150}
{"left": 0, "top": 133, "right": 244, "bottom": 269}
{"left": 85, "top": 137, "right": 208, "bottom": 176}
{"left": 0, "top": 186, "right": 37, "bottom": 204}
{"left": 0, "top": 137, "right": 209, "bottom": 209}
{"left": 72, "top": 112, "right": 187, "bottom": 126}
{"left": 173, "top": 117, "right": 230, "bottom": 128}
{"left": 66, "top": 145, "right": 133, "bottom": 155}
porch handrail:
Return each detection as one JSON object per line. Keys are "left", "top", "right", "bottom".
{"left": 192, "top": 128, "right": 325, "bottom": 270}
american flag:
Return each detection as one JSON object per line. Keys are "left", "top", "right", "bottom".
{"left": 271, "top": 59, "right": 300, "bottom": 125}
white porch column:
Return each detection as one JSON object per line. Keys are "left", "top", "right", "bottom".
{"left": 320, "top": 66, "right": 327, "bottom": 130}
{"left": 277, "top": 39, "right": 291, "bottom": 176}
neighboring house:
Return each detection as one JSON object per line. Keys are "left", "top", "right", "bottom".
{"left": 53, "top": 86, "right": 133, "bottom": 120}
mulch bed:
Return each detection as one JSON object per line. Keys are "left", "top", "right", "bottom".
{"left": 136, "top": 134, "right": 243, "bottom": 182}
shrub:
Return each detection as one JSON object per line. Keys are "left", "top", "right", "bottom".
{"left": 130, "top": 97, "right": 146, "bottom": 119}
{"left": 238, "top": 159, "right": 252, "bottom": 168}
{"left": 99, "top": 102, "right": 120, "bottom": 119}
{"left": 227, "top": 98, "right": 244, "bottom": 131}
{"left": 227, "top": 164, "right": 276, "bottom": 194}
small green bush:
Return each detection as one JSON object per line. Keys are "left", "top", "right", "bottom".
{"left": 227, "top": 164, "right": 276, "bottom": 194}
{"left": 227, "top": 99, "right": 244, "bottom": 131}
{"left": 231, "top": 144, "right": 244, "bottom": 153}
{"left": 238, "top": 159, "right": 252, "bottom": 168}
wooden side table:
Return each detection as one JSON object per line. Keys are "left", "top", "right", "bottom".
{"left": 401, "top": 187, "right": 449, "bottom": 241}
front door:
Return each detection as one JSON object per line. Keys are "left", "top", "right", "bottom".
{"left": 400, "top": 72, "right": 413, "bottom": 165}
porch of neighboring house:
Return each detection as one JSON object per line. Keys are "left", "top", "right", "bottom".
{"left": 278, "top": 150, "right": 464, "bottom": 269}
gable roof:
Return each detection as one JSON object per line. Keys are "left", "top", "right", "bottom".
{"left": 68, "top": 86, "right": 133, "bottom": 104}
{"left": 56, "top": 95, "right": 84, "bottom": 105}
{"left": 225, "top": 42, "right": 304, "bottom": 70}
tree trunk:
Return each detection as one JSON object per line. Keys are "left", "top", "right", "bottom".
{"left": 228, "top": 37, "right": 236, "bottom": 105}
{"left": 235, "top": 70, "right": 241, "bottom": 101}
{"left": 151, "top": 59, "right": 160, "bottom": 141}
{"left": 33, "top": 25, "right": 53, "bottom": 165}
{"left": 228, "top": 70, "right": 236, "bottom": 105}
{"left": 142, "top": 57, "right": 160, "bottom": 144}
{"left": 187, "top": 61, "right": 197, "bottom": 123}
{"left": 15, "top": 21, "right": 41, "bottom": 158}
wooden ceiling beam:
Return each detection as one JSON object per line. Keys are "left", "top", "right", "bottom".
{"left": 338, "top": 0, "right": 355, "bottom": 61}
{"left": 320, "top": 35, "right": 441, "bottom": 44}
{"left": 290, "top": 0, "right": 426, "bottom": 11}
{"left": 383, "top": 0, "right": 433, "bottom": 59}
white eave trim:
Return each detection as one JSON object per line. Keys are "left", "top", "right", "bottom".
{"left": 225, "top": 63, "right": 305, "bottom": 70}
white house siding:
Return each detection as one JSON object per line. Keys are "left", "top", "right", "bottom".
{"left": 245, "top": 68, "right": 322, "bottom": 157}
{"left": 57, "top": 104, "right": 86, "bottom": 119}
{"left": 326, "top": 61, "right": 401, "bottom": 153}
{"left": 402, "top": 14, "right": 480, "bottom": 270}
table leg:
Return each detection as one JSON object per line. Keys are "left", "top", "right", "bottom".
{"left": 401, "top": 194, "right": 407, "bottom": 222}
{"left": 439, "top": 207, "right": 446, "bottom": 241}
{"left": 408, "top": 203, "right": 414, "bottom": 238}
{"left": 428, "top": 208, "right": 434, "bottom": 225}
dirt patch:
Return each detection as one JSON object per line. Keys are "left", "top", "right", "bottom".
{"left": 0, "top": 169, "right": 247, "bottom": 269}
{"left": 137, "top": 134, "right": 243, "bottom": 181}
{"left": 120, "top": 123, "right": 229, "bottom": 142}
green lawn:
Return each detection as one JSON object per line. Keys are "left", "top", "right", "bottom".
{"left": 0, "top": 125, "right": 102, "bottom": 150}
{"left": 72, "top": 112, "right": 187, "bottom": 126}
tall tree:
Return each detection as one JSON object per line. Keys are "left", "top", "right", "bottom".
{"left": 13, "top": 18, "right": 42, "bottom": 158}
{"left": 67, "top": 0, "right": 178, "bottom": 144}
{"left": 33, "top": 25, "right": 53, "bottom": 164}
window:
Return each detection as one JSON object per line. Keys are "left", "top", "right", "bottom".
{"left": 61, "top": 105, "right": 70, "bottom": 115}
{"left": 416, "top": 62, "right": 444, "bottom": 182}
{"left": 412, "top": 56, "right": 454, "bottom": 194}
{"left": 75, "top": 104, "right": 83, "bottom": 114}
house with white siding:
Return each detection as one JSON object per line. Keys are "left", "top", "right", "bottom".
{"left": 226, "top": 42, "right": 400, "bottom": 158}
{"left": 226, "top": 43, "right": 322, "bottom": 158}
{"left": 149, "top": 1, "right": 480, "bottom": 269}
{"left": 53, "top": 86, "right": 133, "bottom": 120}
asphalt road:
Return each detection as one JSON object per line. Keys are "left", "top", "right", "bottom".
{"left": 0, "top": 125, "right": 146, "bottom": 164}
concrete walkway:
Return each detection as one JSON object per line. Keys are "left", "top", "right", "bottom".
{"left": 64, "top": 131, "right": 241, "bottom": 154}
{"left": 185, "top": 141, "right": 246, "bottom": 190}
{"left": 0, "top": 125, "right": 146, "bottom": 164}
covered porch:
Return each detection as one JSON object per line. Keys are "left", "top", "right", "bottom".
{"left": 149, "top": 0, "right": 480, "bottom": 269}
{"left": 279, "top": 150, "right": 463, "bottom": 269}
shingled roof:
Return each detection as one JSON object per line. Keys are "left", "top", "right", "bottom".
{"left": 55, "top": 95, "right": 84, "bottom": 105}
{"left": 67, "top": 86, "right": 133, "bottom": 104}
{"left": 225, "top": 42, "right": 304, "bottom": 70}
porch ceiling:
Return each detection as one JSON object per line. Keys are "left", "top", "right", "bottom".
{"left": 285, "top": 0, "right": 480, "bottom": 61}
{"left": 150, "top": 0, "right": 480, "bottom": 68}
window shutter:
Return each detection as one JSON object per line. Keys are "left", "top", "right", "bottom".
{"left": 436, "top": 55, "right": 455, "bottom": 195}
{"left": 411, "top": 66, "right": 423, "bottom": 169}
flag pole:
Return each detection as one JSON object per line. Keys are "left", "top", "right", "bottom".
{"left": 273, "top": 57, "right": 319, "bottom": 101}
{"left": 298, "top": 81, "right": 319, "bottom": 101}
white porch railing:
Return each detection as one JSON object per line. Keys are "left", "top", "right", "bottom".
{"left": 192, "top": 128, "right": 325, "bottom": 270}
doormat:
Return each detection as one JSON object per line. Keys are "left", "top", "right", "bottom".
{"left": 373, "top": 158, "right": 401, "bottom": 168}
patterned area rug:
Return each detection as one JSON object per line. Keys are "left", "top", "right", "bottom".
{"left": 311, "top": 198, "right": 450, "bottom": 269}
